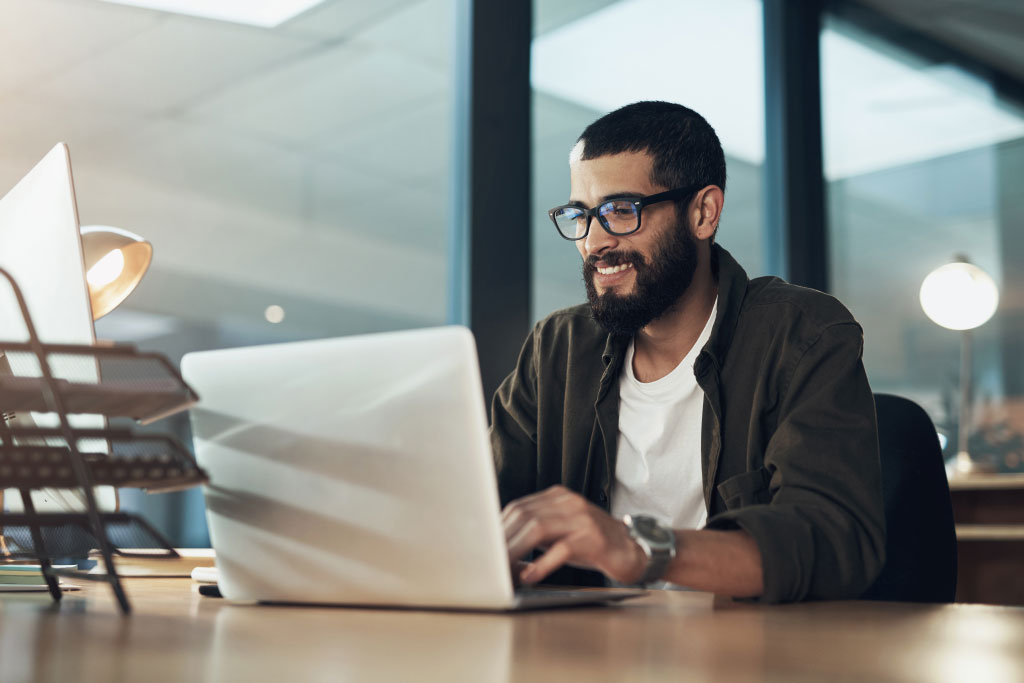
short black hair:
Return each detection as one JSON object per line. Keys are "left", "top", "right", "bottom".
{"left": 577, "top": 101, "right": 726, "bottom": 194}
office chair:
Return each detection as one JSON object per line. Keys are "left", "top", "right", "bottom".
{"left": 861, "top": 393, "right": 958, "bottom": 602}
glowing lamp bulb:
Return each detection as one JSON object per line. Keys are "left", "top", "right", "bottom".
{"left": 86, "top": 248, "right": 126, "bottom": 289}
{"left": 919, "top": 262, "right": 999, "bottom": 331}
{"left": 264, "top": 305, "right": 285, "bottom": 324}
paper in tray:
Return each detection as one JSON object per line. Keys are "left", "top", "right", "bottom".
{"left": 0, "top": 376, "right": 194, "bottom": 422}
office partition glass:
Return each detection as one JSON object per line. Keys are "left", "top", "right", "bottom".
{"left": 822, "top": 15, "right": 1024, "bottom": 473}
{"left": 0, "top": 0, "right": 456, "bottom": 544}
{"left": 530, "top": 0, "right": 767, "bottom": 321}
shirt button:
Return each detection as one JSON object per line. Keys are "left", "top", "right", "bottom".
{"left": 598, "top": 491, "right": 608, "bottom": 503}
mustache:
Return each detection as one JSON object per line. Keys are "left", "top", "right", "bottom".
{"left": 584, "top": 251, "right": 645, "bottom": 270}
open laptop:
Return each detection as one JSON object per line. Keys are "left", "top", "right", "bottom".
{"left": 181, "top": 326, "right": 642, "bottom": 610}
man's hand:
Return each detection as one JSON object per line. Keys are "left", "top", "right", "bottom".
{"left": 502, "top": 485, "right": 647, "bottom": 585}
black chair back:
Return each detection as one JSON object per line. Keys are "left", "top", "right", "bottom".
{"left": 861, "top": 393, "right": 957, "bottom": 602}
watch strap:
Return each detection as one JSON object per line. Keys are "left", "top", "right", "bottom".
{"left": 624, "top": 514, "right": 676, "bottom": 586}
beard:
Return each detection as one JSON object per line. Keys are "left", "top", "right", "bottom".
{"left": 583, "top": 218, "right": 699, "bottom": 336}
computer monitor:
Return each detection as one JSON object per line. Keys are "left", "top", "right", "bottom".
{"left": 0, "top": 143, "right": 116, "bottom": 511}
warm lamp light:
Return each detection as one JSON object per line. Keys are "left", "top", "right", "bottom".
{"left": 86, "top": 249, "right": 126, "bottom": 289}
{"left": 80, "top": 226, "right": 152, "bottom": 320}
{"left": 920, "top": 256, "right": 1000, "bottom": 478}
{"left": 920, "top": 262, "right": 999, "bottom": 331}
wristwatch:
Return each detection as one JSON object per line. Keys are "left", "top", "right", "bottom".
{"left": 622, "top": 514, "right": 677, "bottom": 586}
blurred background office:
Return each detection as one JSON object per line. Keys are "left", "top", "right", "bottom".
{"left": 0, "top": 0, "right": 1021, "bottom": 546}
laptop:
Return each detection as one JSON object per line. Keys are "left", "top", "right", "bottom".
{"left": 181, "top": 326, "right": 642, "bottom": 610}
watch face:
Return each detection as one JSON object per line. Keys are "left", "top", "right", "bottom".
{"left": 634, "top": 516, "right": 674, "bottom": 546}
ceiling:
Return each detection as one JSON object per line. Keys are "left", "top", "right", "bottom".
{"left": 854, "top": 0, "right": 1024, "bottom": 85}
{"left": 0, "top": 0, "right": 455, "bottom": 347}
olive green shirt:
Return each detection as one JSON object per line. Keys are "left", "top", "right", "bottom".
{"left": 490, "top": 245, "right": 885, "bottom": 603}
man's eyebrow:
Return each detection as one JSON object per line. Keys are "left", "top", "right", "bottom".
{"left": 567, "top": 191, "right": 645, "bottom": 207}
{"left": 600, "top": 191, "right": 644, "bottom": 202}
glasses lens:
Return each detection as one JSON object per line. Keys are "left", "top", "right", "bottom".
{"left": 553, "top": 206, "right": 587, "bottom": 239}
{"left": 599, "top": 200, "right": 639, "bottom": 234}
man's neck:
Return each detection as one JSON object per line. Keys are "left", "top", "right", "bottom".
{"left": 631, "top": 247, "right": 717, "bottom": 383}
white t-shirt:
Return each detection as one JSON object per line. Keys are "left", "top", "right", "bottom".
{"left": 610, "top": 298, "right": 718, "bottom": 532}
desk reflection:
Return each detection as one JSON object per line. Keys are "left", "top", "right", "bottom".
{"left": 209, "top": 602, "right": 512, "bottom": 683}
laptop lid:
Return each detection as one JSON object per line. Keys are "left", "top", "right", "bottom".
{"left": 182, "top": 326, "right": 517, "bottom": 609}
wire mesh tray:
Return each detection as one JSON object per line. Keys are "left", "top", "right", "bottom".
{"left": 0, "top": 512, "right": 176, "bottom": 561}
{"left": 0, "top": 341, "right": 197, "bottom": 423}
{"left": 0, "top": 427, "right": 207, "bottom": 492}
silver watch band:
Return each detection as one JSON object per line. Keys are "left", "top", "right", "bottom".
{"left": 637, "top": 545, "right": 673, "bottom": 585}
{"left": 624, "top": 514, "right": 677, "bottom": 586}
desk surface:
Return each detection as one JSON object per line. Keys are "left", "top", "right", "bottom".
{"left": 948, "top": 472, "right": 1024, "bottom": 490}
{"left": 2, "top": 579, "right": 1024, "bottom": 682}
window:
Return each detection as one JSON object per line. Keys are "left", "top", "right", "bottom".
{"left": 823, "top": 15, "right": 1024, "bottom": 472}
{"left": 531, "top": 0, "right": 767, "bottom": 320}
{"left": 0, "top": 0, "right": 455, "bottom": 543}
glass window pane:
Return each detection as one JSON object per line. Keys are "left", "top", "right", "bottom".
{"left": 0, "top": 0, "right": 455, "bottom": 543}
{"left": 823, "top": 15, "right": 1024, "bottom": 473}
{"left": 531, "top": 0, "right": 766, "bottom": 321}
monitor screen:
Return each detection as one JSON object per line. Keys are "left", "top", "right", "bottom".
{"left": 0, "top": 143, "right": 116, "bottom": 512}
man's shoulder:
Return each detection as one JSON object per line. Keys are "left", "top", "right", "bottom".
{"left": 530, "top": 303, "right": 611, "bottom": 358}
{"left": 741, "top": 275, "right": 861, "bottom": 333}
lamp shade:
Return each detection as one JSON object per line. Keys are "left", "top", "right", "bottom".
{"left": 919, "top": 261, "right": 999, "bottom": 331}
{"left": 80, "top": 225, "right": 152, "bottom": 320}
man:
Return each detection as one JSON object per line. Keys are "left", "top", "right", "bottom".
{"left": 491, "top": 101, "right": 885, "bottom": 603}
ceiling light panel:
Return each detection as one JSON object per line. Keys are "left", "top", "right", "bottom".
{"left": 96, "top": 0, "right": 328, "bottom": 28}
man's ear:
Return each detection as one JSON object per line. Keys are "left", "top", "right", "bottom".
{"left": 692, "top": 185, "right": 724, "bottom": 241}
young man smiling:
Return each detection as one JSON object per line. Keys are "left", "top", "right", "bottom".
{"left": 491, "top": 101, "right": 885, "bottom": 603}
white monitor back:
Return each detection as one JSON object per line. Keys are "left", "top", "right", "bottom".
{"left": 0, "top": 143, "right": 116, "bottom": 512}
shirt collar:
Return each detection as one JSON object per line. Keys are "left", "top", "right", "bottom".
{"left": 702, "top": 243, "right": 749, "bottom": 371}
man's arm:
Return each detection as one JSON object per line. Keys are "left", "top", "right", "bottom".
{"left": 704, "top": 321, "right": 886, "bottom": 602}
{"left": 490, "top": 323, "right": 541, "bottom": 507}
{"left": 503, "top": 485, "right": 763, "bottom": 596}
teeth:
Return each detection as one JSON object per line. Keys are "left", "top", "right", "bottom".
{"left": 597, "top": 263, "right": 632, "bottom": 275}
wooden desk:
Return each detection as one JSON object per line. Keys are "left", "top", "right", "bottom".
{"left": 949, "top": 473, "right": 1024, "bottom": 605}
{"left": 2, "top": 579, "right": 1024, "bottom": 682}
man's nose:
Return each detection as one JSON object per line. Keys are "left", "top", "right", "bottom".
{"left": 581, "top": 216, "right": 619, "bottom": 258}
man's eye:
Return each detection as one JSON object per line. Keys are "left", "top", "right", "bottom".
{"left": 602, "top": 202, "right": 635, "bottom": 217}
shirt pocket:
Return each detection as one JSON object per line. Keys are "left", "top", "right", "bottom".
{"left": 716, "top": 467, "right": 772, "bottom": 511}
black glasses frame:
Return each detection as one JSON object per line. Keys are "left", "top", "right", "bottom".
{"left": 547, "top": 185, "right": 701, "bottom": 241}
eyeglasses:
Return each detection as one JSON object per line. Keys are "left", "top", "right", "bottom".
{"left": 548, "top": 185, "right": 700, "bottom": 241}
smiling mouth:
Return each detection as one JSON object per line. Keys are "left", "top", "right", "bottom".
{"left": 596, "top": 263, "right": 633, "bottom": 276}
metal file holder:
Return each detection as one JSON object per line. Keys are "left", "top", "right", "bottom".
{"left": 0, "top": 267, "right": 207, "bottom": 613}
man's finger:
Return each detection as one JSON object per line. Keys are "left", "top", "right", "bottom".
{"left": 506, "top": 518, "right": 541, "bottom": 562}
{"left": 505, "top": 507, "right": 581, "bottom": 561}
{"left": 520, "top": 539, "right": 573, "bottom": 585}
{"left": 502, "top": 505, "right": 530, "bottom": 541}
{"left": 501, "top": 486, "right": 576, "bottom": 522}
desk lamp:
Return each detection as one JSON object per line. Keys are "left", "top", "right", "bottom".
{"left": 80, "top": 225, "right": 152, "bottom": 320}
{"left": 919, "top": 256, "right": 1000, "bottom": 478}
{"left": 0, "top": 226, "right": 150, "bottom": 518}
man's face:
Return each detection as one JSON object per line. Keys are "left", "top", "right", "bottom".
{"left": 569, "top": 149, "right": 699, "bottom": 336}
